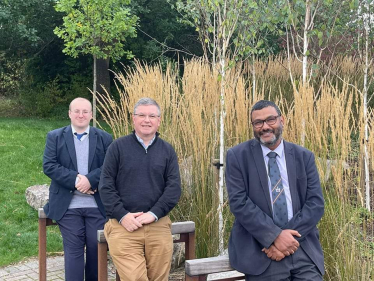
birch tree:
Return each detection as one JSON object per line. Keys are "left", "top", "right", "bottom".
{"left": 173, "top": 0, "right": 275, "bottom": 253}
{"left": 277, "top": 0, "right": 352, "bottom": 85}
{"left": 355, "top": 0, "right": 373, "bottom": 211}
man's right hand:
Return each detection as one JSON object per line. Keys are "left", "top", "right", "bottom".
{"left": 262, "top": 245, "right": 286, "bottom": 261}
{"left": 120, "top": 212, "right": 144, "bottom": 232}
{"left": 274, "top": 229, "right": 301, "bottom": 255}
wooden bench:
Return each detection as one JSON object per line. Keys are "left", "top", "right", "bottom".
{"left": 38, "top": 208, "right": 196, "bottom": 281}
{"left": 185, "top": 255, "right": 244, "bottom": 281}
{"left": 97, "top": 221, "right": 196, "bottom": 281}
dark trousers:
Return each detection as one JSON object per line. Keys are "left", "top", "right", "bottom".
{"left": 245, "top": 247, "right": 322, "bottom": 281}
{"left": 57, "top": 208, "right": 106, "bottom": 281}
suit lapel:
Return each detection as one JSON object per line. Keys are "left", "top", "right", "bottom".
{"left": 64, "top": 125, "right": 78, "bottom": 171}
{"left": 284, "top": 141, "right": 300, "bottom": 214}
{"left": 88, "top": 127, "right": 97, "bottom": 172}
{"left": 251, "top": 141, "right": 273, "bottom": 214}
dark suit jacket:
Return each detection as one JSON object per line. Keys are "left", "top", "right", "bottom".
{"left": 226, "top": 139, "right": 324, "bottom": 275}
{"left": 43, "top": 125, "right": 112, "bottom": 221}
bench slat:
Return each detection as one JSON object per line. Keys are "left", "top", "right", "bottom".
{"left": 185, "top": 256, "right": 235, "bottom": 276}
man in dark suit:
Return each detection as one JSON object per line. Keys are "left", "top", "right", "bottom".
{"left": 43, "top": 97, "right": 112, "bottom": 281}
{"left": 225, "top": 100, "right": 324, "bottom": 281}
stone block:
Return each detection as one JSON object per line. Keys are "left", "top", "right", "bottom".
{"left": 25, "top": 184, "right": 49, "bottom": 210}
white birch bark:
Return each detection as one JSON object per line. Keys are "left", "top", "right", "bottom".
{"left": 93, "top": 55, "right": 97, "bottom": 128}
{"left": 252, "top": 52, "right": 256, "bottom": 100}
{"left": 302, "top": 0, "right": 311, "bottom": 85}
{"left": 362, "top": 0, "right": 371, "bottom": 211}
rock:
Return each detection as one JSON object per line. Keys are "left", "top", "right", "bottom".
{"left": 171, "top": 235, "right": 185, "bottom": 269}
{"left": 25, "top": 184, "right": 49, "bottom": 210}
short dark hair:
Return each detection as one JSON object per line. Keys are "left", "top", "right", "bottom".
{"left": 251, "top": 100, "right": 281, "bottom": 119}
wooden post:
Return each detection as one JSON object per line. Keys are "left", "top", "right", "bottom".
{"left": 38, "top": 216, "right": 47, "bottom": 281}
{"left": 98, "top": 242, "right": 108, "bottom": 281}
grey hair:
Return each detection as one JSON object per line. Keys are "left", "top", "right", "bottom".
{"left": 133, "top": 97, "right": 161, "bottom": 116}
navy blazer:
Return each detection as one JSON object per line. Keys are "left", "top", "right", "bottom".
{"left": 43, "top": 125, "right": 112, "bottom": 221}
{"left": 226, "top": 139, "right": 324, "bottom": 275}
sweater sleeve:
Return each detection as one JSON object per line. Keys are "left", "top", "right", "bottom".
{"left": 149, "top": 146, "right": 181, "bottom": 219}
{"left": 99, "top": 142, "right": 129, "bottom": 221}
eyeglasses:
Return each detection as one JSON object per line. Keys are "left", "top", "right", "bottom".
{"left": 71, "top": 110, "right": 91, "bottom": 116}
{"left": 133, "top": 113, "right": 160, "bottom": 120}
{"left": 251, "top": 115, "right": 280, "bottom": 129}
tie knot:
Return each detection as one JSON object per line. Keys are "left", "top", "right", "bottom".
{"left": 75, "top": 132, "right": 87, "bottom": 141}
{"left": 268, "top": 151, "right": 277, "bottom": 159}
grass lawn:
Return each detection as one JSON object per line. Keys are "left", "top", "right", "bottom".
{"left": 0, "top": 118, "right": 71, "bottom": 266}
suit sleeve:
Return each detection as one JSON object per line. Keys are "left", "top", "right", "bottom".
{"left": 85, "top": 133, "right": 113, "bottom": 191}
{"left": 43, "top": 131, "right": 77, "bottom": 190}
{"left": 283, "top": 152, "right": 324, "bottom": 240}
{"left": 99, "top": 142, "right": 129, "bottom": 221}
{"left": 226, "top": 149, "right": 282, "bottom": 248}
{"left": 149, "top": 147, "right": 181, "bottom": 219}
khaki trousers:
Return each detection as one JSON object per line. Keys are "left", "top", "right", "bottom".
{"left": 104, "top": 216, "right": 173, "bottom": 281}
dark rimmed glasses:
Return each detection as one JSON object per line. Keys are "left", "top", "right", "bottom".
{"left": 251, "top": 115, "right": 280, "bottom": 129}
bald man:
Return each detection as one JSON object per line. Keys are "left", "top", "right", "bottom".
{"left": 43, "top": 97, "right": 112, "bottom": 281}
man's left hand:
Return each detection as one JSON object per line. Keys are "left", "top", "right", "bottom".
{"left": 136, "top": 212, "right": 156, "bottom": 225}
{"left": 75, "top": 174, "right": 93, "bottom": 194}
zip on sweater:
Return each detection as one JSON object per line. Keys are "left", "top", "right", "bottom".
{"left": 133, "top": 131, "right": 159, "bottom": 154}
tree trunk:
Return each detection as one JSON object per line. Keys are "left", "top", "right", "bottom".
{"left": 218, "top": 55, "right": 225, "bottom": 254}
{"left": 93, "top": 55, "right": 97, "bottom": 127}
{"left": 252, "top": 53, "right": 256, "bottom": 101}
{"left": 363, "top": 0, "right": 371, "bottom": 211}
{"left": 96, "top": 57, "right": 111, "bottom": 95}
{"left": 302, "top": 0, "right": 311, "bottom": 85}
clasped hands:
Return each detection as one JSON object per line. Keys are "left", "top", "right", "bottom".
{"left": 262, "top": 229, "right": 301, "bottom": 261}
{"left": 75, "top": 174, "right": 94, "bottom": 194}
{"left": 120, "top": 212, "right": 156, "bottom": 232}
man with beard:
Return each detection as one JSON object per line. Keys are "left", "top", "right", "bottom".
{"left": 225, "top": 100, "right": 324, "bottom": 280}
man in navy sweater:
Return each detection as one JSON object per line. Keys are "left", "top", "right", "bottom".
{"left": 99, "top": 97, "right": 181, "bottom": 281}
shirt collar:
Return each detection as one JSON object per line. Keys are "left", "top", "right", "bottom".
{"left": 135, "top": 133, "right": 156, "bottom": 148}
{"left": 260, "top": 139, "right": 284, "bottom": 159}
{"left": 71, "top": 125, "right": 90, "bottom": 136}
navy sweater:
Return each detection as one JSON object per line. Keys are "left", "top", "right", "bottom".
{"left": 99, "top": 132, "right": 181, "bottom": 221}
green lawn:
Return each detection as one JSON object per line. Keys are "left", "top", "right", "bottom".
{"left": 0, "top": 118, "right": 71, "bottom": 266}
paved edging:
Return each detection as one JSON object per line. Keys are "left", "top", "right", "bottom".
{"left": 0, "top": 256, "right": 65, "bottom": 281}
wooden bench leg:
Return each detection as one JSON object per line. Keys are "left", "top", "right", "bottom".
{"left": 98, "top": 242, "right": 108, "bottom": 281}
{"left": 185, "top": 231, "right": 196, "bottom": 260}
{"left": 39, "top": 217, "right": 47, "bottom": 281}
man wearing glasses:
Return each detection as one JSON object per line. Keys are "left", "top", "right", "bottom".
{"left": 99, "top": 97, "right": 181, "bottom": 281}
{"left": 43, "top": 97, "right": 112, "bottom": 281}
{"left": 226, "top": 100, "right": 324, "bottom": 280}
